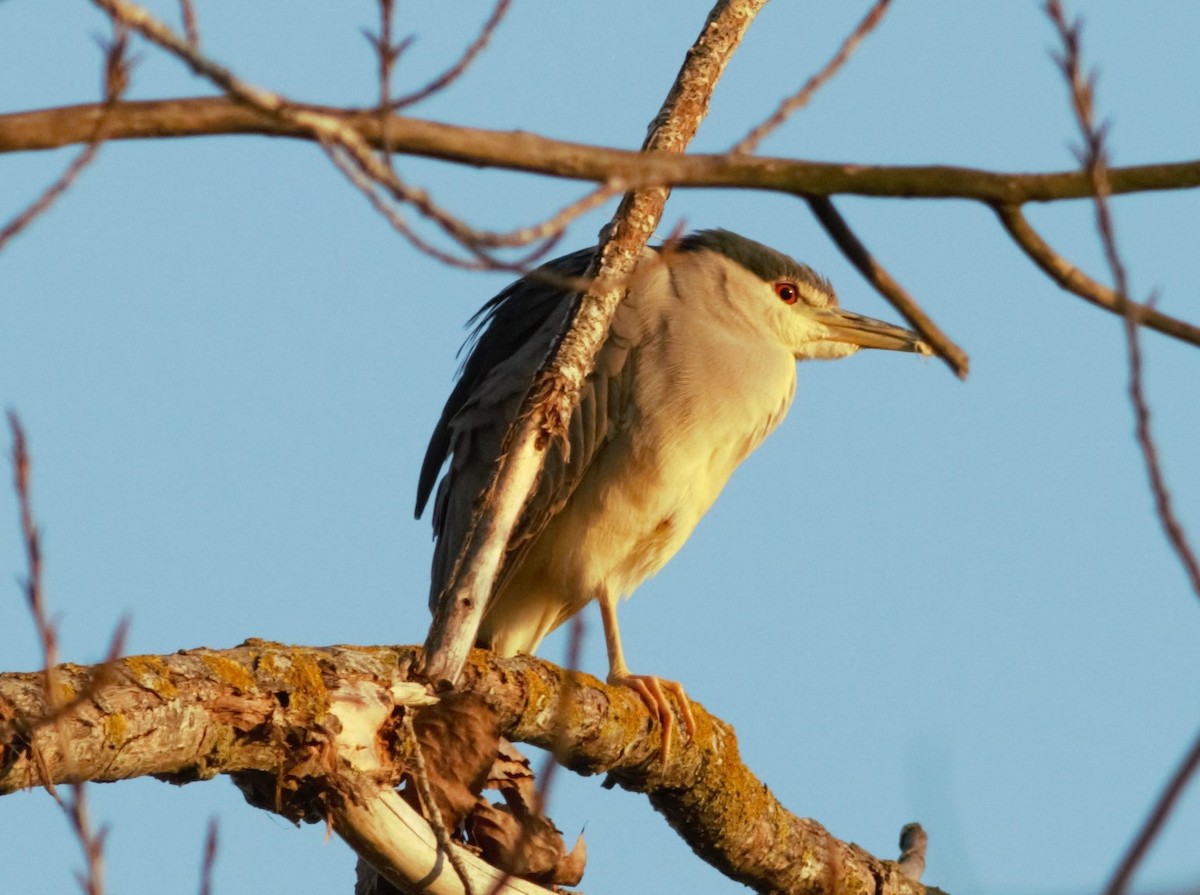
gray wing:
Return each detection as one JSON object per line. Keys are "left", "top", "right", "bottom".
{"left": 415, "top": 247, "right": 640, "bottom": 614}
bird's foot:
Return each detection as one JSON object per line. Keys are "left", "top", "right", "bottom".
{"left": 606, "top": 670, "right": 696, "bottom": 757}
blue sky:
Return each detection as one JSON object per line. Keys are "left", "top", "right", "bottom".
{"left": 2, "top": 2, "right": 1199, "bottom": 894}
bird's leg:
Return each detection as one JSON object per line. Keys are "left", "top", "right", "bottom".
{"left": 597, "top": 590, "right": 696, "bottom": 755}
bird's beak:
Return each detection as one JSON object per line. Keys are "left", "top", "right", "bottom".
{"left": 811, "top": 307, "right": 931, "bottom": 355}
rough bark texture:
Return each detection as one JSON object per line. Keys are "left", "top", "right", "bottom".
{"left": 0, "top": 643, "right": 940, "bottom": 895}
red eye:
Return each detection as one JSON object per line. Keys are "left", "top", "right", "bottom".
{"left": 775, "top": 282, "right": 799, "bottom": 304}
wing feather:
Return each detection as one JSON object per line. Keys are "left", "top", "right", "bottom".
{"left": 416, "top": 247, "right": 642, "bottom": 616}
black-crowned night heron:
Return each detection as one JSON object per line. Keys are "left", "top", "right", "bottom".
{"left": 416, "top": 229, "right": 928, "bottom": 747}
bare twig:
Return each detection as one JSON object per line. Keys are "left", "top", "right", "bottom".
{"left": 321, "top": 140, "right": 519, "bottom": 271}
{"left": 0, "top": 26, "right": 129, "bottom": 254}
{"left": 9, "top": 413, "right": 110, "bottom": 895}
{"left": 322, "top": 136, "right": 614, "bottom": 270}
{"left": 1105, "top": 727, "right": 1200, "bottom": 895}
{"left": 993, "top": 204, "right": 1200, "bottom": 346}
{"left": 534, "top": 614, "right": 585, "bottom": 814}
{"left": 0, "top": 136, "right": 103, "bottom": 254}
{"left": 402, "top": 712, "right": 476, "bottom": 895}
{"left": 734, "top": 0, "right": 891, "bottom": 154}
{"left": 368, "top": 0, "right": 408, "bottom": 172}
{"left": 198, "top": 818, "right": 218, "bottom": 895}
{"left": 89, "top": 0, "right": 607, "bottom": 271}
{"left": 1046, "top": 4, "right": 1200, "bottom": 892}
{"left": 806, "top": 195, "right": 968, "bottom": 377}
{"left": 178, "top": 0, "right": 198, "bottom": 46}
{"left": 8, "top": 413, "right": 56, "bottom": 703}
{"left": 368, "top": 0, "right": 404, "bottom": 112}
{"left": 389, "top": 0, "right": 512, "bottom": 109}
{"left": 1046, "top": 0, "right": 1200, "bottom": 600}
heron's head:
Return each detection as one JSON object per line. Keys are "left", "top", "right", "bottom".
{"left": 670, "top": 229, "right": 930, "bottom": 361}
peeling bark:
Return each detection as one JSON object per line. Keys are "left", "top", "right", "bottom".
{"left": 1, "top": 643, "right": 940, "bottom": 895}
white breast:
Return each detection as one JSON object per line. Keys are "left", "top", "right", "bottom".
{"left": 481, "top": 252, "right": 798, "bottom": 655}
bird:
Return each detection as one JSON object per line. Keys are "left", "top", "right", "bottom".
{"left": 416, "top": 229, "right": 929, "bottom": 750}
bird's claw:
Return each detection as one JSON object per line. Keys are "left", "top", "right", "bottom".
{"left": 607, "top": 671, "right": 696, "bottom": 757}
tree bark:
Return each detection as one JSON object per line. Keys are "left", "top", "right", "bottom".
{"left": 0, "top": 642, "right": 938, "bottom": 895}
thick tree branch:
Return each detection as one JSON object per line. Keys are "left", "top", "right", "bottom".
{"left": 3, "top": 98, "right": 1199, "bottom": 203}
{"left": 0, "top": 644, "right": 936, "bottom": 895}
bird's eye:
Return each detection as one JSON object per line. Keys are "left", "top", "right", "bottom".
{"left": 775, "top": 282, "right": 799, "bottom": 305}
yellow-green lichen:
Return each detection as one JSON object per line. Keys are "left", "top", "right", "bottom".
{"left": 103, "top": 712, "right": 128, "bottom": 747}
{"left": 124, "top": 654, "right": 178, "bottom": 699}
{"left": 255, "top": 650, "right": 283, "bottom": 679}
{"left": 200, "top": 653, "right": 256, "bottom": 692}
{"left": 56, "top": 680, "right": 77, "bottom": 704}
{"left": 281, "top": 652, "right": 328, "bottom": 718}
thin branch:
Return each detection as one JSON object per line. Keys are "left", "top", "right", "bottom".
{"left": 83, "top": 0, "right": 500, "bottom": 267}
{"left": 87, "top": 0, "right": 610, "bottom": 271}
{"left": 198, "top": 818, "right": 218, "bottom": 895}
{"left": 320, "top": 139, "right": 523, "bottom": 271}
{"left": 8, "top": 413, "right": 110, "bottom": 895}
{"left": 388, "top": 0, "right": 512, "bottom": 109}
{"left": 1046, "top": 0, "right": 1200, "bottom": 599}
{"left": 0, "top": 140, "right": 103, "bottom": 254}
{"left": 403, "top": 712, "right": 476, "bottom": 895}
{"left": 4, "top": 99, "right": 1200, "bottom": 204}
{"left": 322, "top": 136, "right": 613, "bottom": 271}
{"left": 368, "top": 0, "right": 406, "bottom": 169}
{"left": 477, "top": 616, "right": 589, "bottom": 895}
{"left": 1105, "top": 728, "right": 1200, "bottom": 895}
{"left": 178, "top": 0, "right": 198, "bottom": 47}
{"left": 1046, "top": 4, "right": 1200, "bottom": 893}
{"left": 993, "top": 204, "right": 1200, "bottom": 347}
{"left": 734, "top": 0, "right": 891, "bottom": 154}
{"left": 9, "top": 413, "right": 54, "bottom": 675}
{"left": 0, "top": 27, "right": 130, "bottom": 254}
{"left": 806, "top": 195, "right": 969, "bottom": 377}
{"left": 369, "top": 0, "right": 401, "bottom": 110}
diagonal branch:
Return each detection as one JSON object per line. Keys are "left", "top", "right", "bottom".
{"left": 734, "top": 0, "right": 892, "bottom": 154}
{"left": 1045, "top": 5, "right": 1200, "bottom": 894}
{"left": 84, "top": 0, "right": 596, "bottom": 270}
{"left": 421, "top": 0, "right": 772, "bottom": 687}
{"left": 1045, "top": 0, "right": 1200, "bottom": 599}
{"left": 0, "top": 26, "right": 131, "bottom": 255}
{"left": 993, "top": 203, "right": 1200, "bottom": 347}
{"left": 387, "top": 0, "right": 513, "bottom": 109}
{"left": 806, "top": 196, "right": 969, "bottom": 377}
